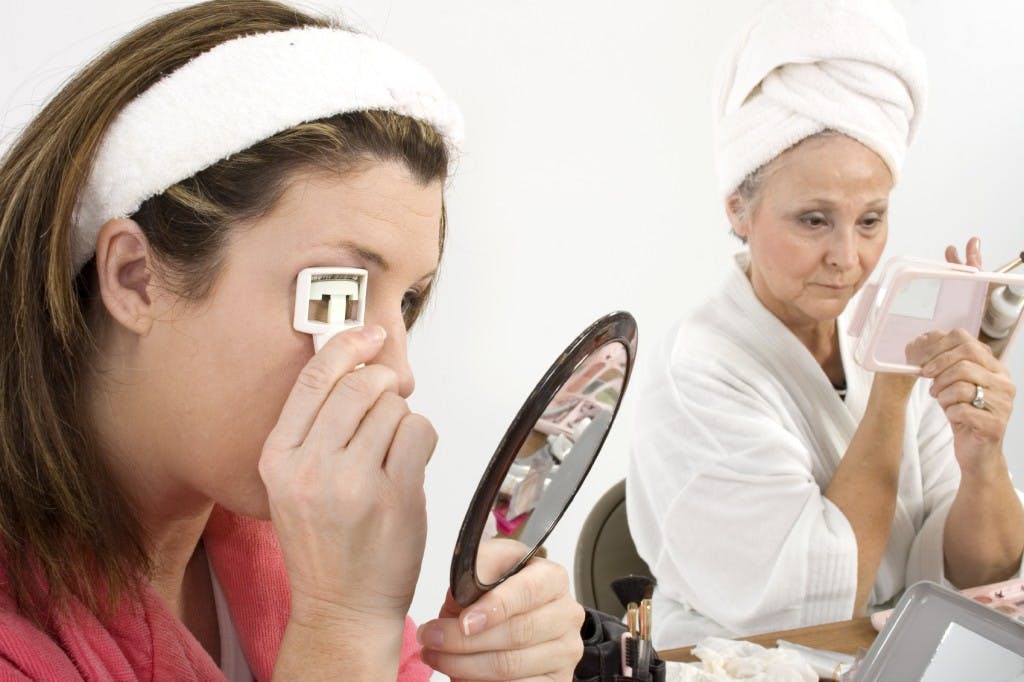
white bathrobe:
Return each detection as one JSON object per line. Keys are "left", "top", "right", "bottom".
{"left": 627, "top": 253, "right": 985, "bottom": 650}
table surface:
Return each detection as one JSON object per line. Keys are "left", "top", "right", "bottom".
{"left": 658, "top": 616, "right": 878, "bottom": 662}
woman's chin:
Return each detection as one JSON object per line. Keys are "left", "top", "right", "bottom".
{"left": 216, "top": 487, "right": 272, "bottom": 521}
{"left": 801, "top": 298, "right": 853, "bottom": 324}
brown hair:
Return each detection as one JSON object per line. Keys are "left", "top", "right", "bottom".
{"left": 0, "top": 0, "right": 449, "bottom": 622}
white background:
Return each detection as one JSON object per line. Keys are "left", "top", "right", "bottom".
{"left": 3, "top": 0, "right": 1022, "bottom": 634}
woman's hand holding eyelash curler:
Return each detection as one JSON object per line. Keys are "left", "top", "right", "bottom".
{"left": 416, "top": 539, "right": 585, "bottom": 682}
{"left": 259, "top": 324, "right": 437, "bottom": 679}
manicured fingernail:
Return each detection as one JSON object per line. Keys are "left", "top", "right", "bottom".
{"left": 461, "top": 610, "right": 487, "bottom": 637}
{"left": 360, "top": 325, "right": 386, "bottom": 342}
{"left": 417, "top": 623, "right": 444, "bottom": 648}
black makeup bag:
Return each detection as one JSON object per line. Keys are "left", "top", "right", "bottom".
{"left": 574, "top": 607, "right": 666, "bottom": 682}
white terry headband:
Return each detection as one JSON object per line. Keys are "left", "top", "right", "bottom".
{"left": 72, "top": 26, "right": 464, "bottom": 273}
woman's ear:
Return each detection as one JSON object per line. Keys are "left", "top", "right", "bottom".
{"left": 725, "top": 192, "right": 751, "bottom": 241}
{"left": 93, "top": 218, "right": 156, "bottom": 336}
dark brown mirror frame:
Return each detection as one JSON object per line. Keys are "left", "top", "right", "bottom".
{"left": 450, "top": 311, "right": 638, "bottom": 607}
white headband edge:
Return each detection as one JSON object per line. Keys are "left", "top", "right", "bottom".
{"left": 73, "top": 26, "right": 464, "bottom": 273}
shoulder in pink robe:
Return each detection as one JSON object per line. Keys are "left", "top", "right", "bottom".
{"left": 0, "top": 507, "right": 431, "bottom": 681}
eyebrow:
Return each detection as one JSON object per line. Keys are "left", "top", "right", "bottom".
{"left": 332, "top": 239, "right": 389, "bottom": 272}
{"left": 329, "top": 239, "right": 437, "bottom": 283}
{"left": 798, "top": 198, "right": 889, "bottom": 210}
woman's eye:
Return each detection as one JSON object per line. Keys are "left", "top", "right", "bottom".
{"left": 401, "top": 290, "right": 418, "bottom": 315}
{"left": 401, "top": 289, "right": 425, "bottom": 329}
{"left": 860, "top": 215, "right": 882, "bottom": 229}
{"left": 799, "top": 213, "right": 828, "bottom": 229}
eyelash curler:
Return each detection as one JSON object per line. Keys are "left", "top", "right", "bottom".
{"left": 292, "top": 267, "right": 367, "bottom": 352}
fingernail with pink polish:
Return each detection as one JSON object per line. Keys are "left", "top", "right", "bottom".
{"left": 461, "top": 610, "right": 487, "bottom": 637}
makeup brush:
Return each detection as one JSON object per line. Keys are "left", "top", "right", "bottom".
{"left": 634, "top": 598, "right": 653, "bottom": 681}
{"left": 610, "top": 574, "right": 656, "bottom": 611}
{"left": 994, "top": 250, "right": 1024, "bottom": 274}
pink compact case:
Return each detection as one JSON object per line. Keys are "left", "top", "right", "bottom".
{"left": 848, "top": 257, "right": 1024, "bottom": 373}
{"left": 872, "top": 577, "right": 1024, "bottom": 631}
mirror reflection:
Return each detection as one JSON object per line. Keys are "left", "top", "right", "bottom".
{"left": 476, "top": 341, "right": 628, "bottom": 584}
{"left": 920, "top": 623, "right": 1024, "bottom": 682}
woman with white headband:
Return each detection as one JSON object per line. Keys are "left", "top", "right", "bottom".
{"left": 627, "top": 0, "right": 1024, "bottom": 648}
{"left": 0, "top": 1, "right": 583, "bottom": 679}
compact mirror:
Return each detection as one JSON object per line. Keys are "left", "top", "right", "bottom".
{"left": 856, "top": 581, "right": 1024, "bottom": 681}
{"left": 849, "top": 257, "right": 1024, "bottom": 373}
{"left": 450, "top": 311, "right": 638, "bottom": 606}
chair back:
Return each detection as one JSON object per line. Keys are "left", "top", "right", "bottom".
{"left": 573, "top": 478, "right": 653, "bottom": 617}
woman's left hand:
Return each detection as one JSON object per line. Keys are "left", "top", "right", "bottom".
{"left": 417, "top": 540, "right": 584, "bottom": 681}
{"left": 943, "top": 235, "right": 982, "bottom": 270}
{"left": 913, "top": 236, "right": 1018, "bottom": 473}
{"left": 908, "top": 328, "right": 1016, "bottom": 472}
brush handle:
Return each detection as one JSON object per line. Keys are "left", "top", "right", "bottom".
{"left": 633, "top": 639, "right": 652, "bottom": 681}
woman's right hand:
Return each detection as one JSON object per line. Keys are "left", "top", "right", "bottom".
{"left": 418, "top": 540, "right": 584, "bottom": 682}
{"left": 259, "top": 325, "right": 436, "bottom": 650}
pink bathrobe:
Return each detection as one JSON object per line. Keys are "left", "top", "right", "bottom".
{"left": 0, "top": 507, "right": 431, "bottom": 680}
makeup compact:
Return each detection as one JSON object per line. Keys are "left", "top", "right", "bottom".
{"left": 848, "top": 254, "right": 1024, "bottom": 373}
{"left": 871, "top": 577, "right": 1024, "bottom": 632}
{"left": 449, "top": 312, "right": 638, "bottom": 606}
{"left": 855, "top": 581, "right": 1024, "bottom": 681}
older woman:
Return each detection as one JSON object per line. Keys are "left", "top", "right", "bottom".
{"left": 627, "top": 0, "right": 1024, "bottom": 649}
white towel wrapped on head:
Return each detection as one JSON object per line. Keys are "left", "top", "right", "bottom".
{"left": 713, "top": 0, "right": 927, "bottom": 197}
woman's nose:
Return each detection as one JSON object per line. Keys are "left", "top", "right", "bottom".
{"left": 375, "top": 320, "right": 415, "bottom": 398}
{"left": 826, "top": 227, "right": 859, "bottom": 269}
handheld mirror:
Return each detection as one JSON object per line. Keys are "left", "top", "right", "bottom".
{"left": 450, "top": 311, "right": 638, "bottom": 606}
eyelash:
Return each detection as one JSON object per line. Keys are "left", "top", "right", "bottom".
{"left": 797, "top": 214, "right": 884, "bottom": 230}
{"left": 800, "top": 214, "right": 828, "bottom": 229}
